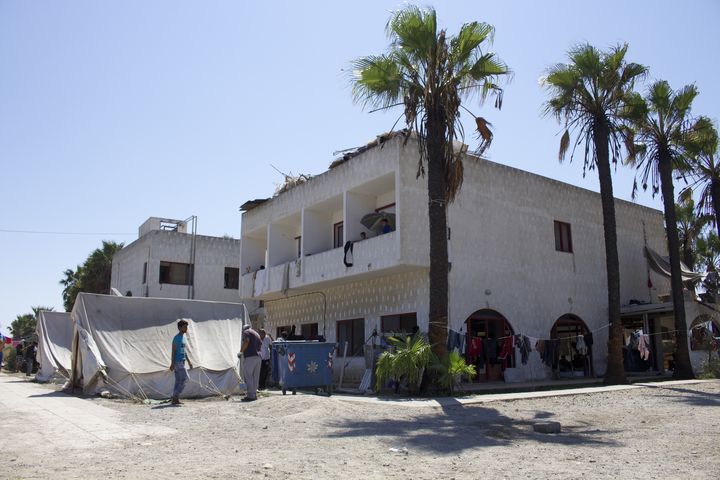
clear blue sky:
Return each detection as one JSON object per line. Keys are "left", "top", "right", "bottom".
{"left": 1, "top": 1, "right": 718, "bottom": 335}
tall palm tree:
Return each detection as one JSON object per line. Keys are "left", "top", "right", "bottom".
{"left": 680, "top": 118, "right": 720, "bottom": 236}
{"left": 625, "top": 80, "right": 707, "bottom": 379}
{"left": 675, "top": 197, "right": 710, "bottom": 271}
{"left": 543, "top": 44, "right": 647, "bottom": 384}
{"left": 351, "top": 6, "right": 510, "bottom": 357}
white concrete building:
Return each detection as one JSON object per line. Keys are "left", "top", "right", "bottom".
{"left": 239, "top": 133, "right": 713, "bottom": 383}
{"left": 111, "top": 217, "right": 242, "bottom": 303}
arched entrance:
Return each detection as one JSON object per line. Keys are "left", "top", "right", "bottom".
{"left": 551, "top": 314, "right": 592, "bottom": 377}
{"left": 465, "top": 309, "right": 515, "bottom": 382}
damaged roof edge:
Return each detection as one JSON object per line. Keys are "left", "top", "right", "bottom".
{"left": 329, "top": 129, "right": 411, "bottom": 170}
{"left": 239, "top": 198, "right": 270, "bottom": 212}
{"left": 240, "top": 129, "right": 411, "bottom": 212}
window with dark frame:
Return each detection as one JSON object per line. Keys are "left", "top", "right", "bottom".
{"left": 381, "top": 313, "right": 418, "bottom": 334}
{"left": 295, "top": 236, "right": 302, "bottom": 258}
{"left": 142, "top": 262, "right": 147, "bottom": 284}
{"left": 224, "top": 267, "right": 240, "bottom": 289}
{"left": 333, "top": 222, "right": 344, "bottom": 249}
{"left": 336, "top": 318, "right": 365, "bottom": 356}
{"left": 554, "top": 221, "right": 573, "bottom": 253}
{"left": 276, "top": 325, "right": 293, "bottom": 339}
{"left": 159, "top": 261, "right": 192, "bottom": 285}
{"left": 301, "top": 323, "right": 318, "bottom": 340}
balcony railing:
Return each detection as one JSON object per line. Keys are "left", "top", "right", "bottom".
{"left": 241, "top": 231, "right": 408, "bottom": 299}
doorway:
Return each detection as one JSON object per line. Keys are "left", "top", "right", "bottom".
{"left": 465, "top": 309, "right": 515, "bottom": 382}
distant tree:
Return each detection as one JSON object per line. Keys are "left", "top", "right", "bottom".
{"left": 60, "top": 240, "right": 124, "bottom": 311}
{"left": 543, "top": 43, "right": 646, "bottom": 385}
{"left": 352, "top": 6, "right": 510, "bottom": 357}
{"left": 696, "top": 231, "right": 720, "bottom": 301}
{"left": 9, "top": 306, "right": 54, "bottom": 338}
{"left": 680, "top": 118, "right": 720, "bottom": 236}
{"left": 625, "top": 80, "right": 707, "bottom": 379}
{"left": 675, "top": 197, "right": 710, "bottom": 271}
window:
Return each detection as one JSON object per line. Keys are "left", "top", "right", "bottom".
{"left": 295, "top": 236, "right": 302, "bottom": 258}
{"left": 554, "top": 221, "right": 573, "bottom": 253}
{"left": 224, "top": 267, "right": 240, "bottom": 289}
{"left": 333, "top": 222, "right": 344, "bottom": 249}
{"left": 276, "top": 325, "right": 293, "bottom": 338}
{"left": 159, "top": 261, "right": 192, "bottom": 285}
{"left": 301, "top": 323, "right": 318, "bottom": 340}
{"left": 337, "top": 318, "right": 365, "bottom": 356}
{"left": 381, "top": 313, "right": 418, "bottom": 334}
{"left": 142, "top": 262, "right": 147, "bottom": 284}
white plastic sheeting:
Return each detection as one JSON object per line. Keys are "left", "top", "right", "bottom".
{"left": 70, "top": 293, "right": 247, "bottom": 399}
{"left": 36, "top": 311, "right": 73, "bottom": 382}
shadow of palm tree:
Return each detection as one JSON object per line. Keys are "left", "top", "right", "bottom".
{"left": 324, "top": 399, "right": 619, "bottom": 454}
{"left": 642, "top": 384, "right": 720, "bottom": 407}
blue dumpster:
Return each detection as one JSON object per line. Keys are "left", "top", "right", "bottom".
{"left": 271, "top": 340, "right": 336, "bottom": 395}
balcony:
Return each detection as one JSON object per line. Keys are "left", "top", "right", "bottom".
{"left": 240, "top": 231, "right": 423, "bottom": 300}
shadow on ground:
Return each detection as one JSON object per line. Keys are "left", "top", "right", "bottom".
{"left": 325, "top": 397, "right": 620, "bottom": 454}
{"left": 643, "top": 384, "right": 720, "bottom": 407}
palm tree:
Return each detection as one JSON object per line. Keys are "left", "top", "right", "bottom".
{"left": 351, "top": 6, "right": 510, "bottom": 357}
{"left": 543, "top": 44, "right": 647, "bottom": 384}
{"left": 675, "top": 197, "right": 710, "bottom": 272}
{"left": 625, "top": 80, "right": 706, "bottom": 379}
{"left": 680, "top": 118, "right": 720, "bottom": 236}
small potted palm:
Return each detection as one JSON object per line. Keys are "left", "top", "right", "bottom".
{"left": 375, "top": 334, "right": 431, "bottom": 395}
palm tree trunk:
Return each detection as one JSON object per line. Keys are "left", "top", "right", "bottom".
{"left": 594, "top": 122, "right": 626, "bottom": 385}
{"left": 426, "top": 112, "right": 449, "bottom": 359}
{"left": 658, "top": 154, "right": 695, "bottom": 379}
{"left": 711, "top": 178, "right": 720, "bottom": 239}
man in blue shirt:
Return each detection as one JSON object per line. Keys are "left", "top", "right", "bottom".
{"left": 170, "top": 319, "right": 193, "bottom": 405}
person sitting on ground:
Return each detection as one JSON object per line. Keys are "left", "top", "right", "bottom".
{"left": 170, "top": 320, "right": 193, "bottom": 405}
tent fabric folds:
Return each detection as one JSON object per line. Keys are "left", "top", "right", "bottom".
{"left": 644, "top": 247, "right": 704, "bottom": 283}
{"left": 70, "top": 293, "right": 247, "bottom": 399}
{"left": 36, "top": 311, "right": 73, "bottom": 382}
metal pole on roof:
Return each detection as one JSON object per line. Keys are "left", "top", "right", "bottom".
{"left": 184, "top": 215, "right": 197, "bottom": 300}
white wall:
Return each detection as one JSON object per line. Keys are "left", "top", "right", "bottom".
{"left": 112, "top": 231, "right": 242, "bottom": 303}
{"left": 240, "top": 134, "right": 672, "bottom": 380}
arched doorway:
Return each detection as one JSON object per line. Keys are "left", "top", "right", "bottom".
{"left": 465, "top": 309, "right": 515, "bottom": 382}
{"left": 551, "top": 314, "right": 592, "bottom": 377}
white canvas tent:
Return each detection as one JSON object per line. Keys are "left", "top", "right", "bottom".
{"left": 70, "top": 293, "right": 247, "bottom": 399}
{"left": 36, "top": 311, "right": 73, "bottom": 382}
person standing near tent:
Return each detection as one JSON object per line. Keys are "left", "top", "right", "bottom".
{"left": 25, "top": 342, "right": 37, "bottom": 376}
{"left": 169, "top": 320, "right": 193, "bottom": 405}
{"left": 258, "top": 329, "right": 273, "bottom": 390}
{"left": 240, "top": 324, "right": 262, "bottom": 402}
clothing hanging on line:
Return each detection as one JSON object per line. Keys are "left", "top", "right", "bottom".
{"left": 638, "top": 334, "right": 651, "bottom": 361}
{"left": 576, "top": 334, "right": 588, "bottom": 356}
{"left": 498, "top": 336, "right": 514, "bottom": 367}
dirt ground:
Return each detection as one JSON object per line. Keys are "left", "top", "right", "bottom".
{"left": 2, "top": 378, "right": 719, "bottom": 479}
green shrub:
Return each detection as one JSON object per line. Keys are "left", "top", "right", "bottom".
{"left": 430, "top": 350, "right": 476, "bottom": 395}
{"left": 698, "top": 356, "right": 720, "bottom": 379}
{"left": 375, "top": 334, "right": 432, "bottom": 394}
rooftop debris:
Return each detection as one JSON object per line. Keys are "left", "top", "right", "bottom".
{"left": 329, "top": 129, "right": 410, "bottom": 169}
{"left": 271, "top": 165, "right": 313, "bottom": 197}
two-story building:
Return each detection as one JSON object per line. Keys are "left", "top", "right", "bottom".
{"left": 111, "top": 217, "right": 243, "bottom": 303}
{"left": 238, "top": 132, "right": 712, "bottom": 384}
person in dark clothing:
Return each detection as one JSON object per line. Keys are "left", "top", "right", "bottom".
{"left": 240, "top": 325, "right": 262, "bottom": 401}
